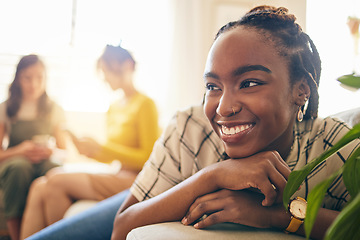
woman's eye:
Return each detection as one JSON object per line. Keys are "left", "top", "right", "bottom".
{"left": 240, "top": 80, "right": 260, "bottom": 89}
{"left": 206, "top": 84, "right": 220, "bottom": 91}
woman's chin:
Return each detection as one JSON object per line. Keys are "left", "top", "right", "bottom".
{"left": 224, "top": 147, "right": 253, "bottom": 159}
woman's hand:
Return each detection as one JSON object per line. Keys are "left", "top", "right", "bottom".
{"left": 16, "top": 141, "right": 52, "bottom": 163}
{"left": 74, "top": 137, "right": 101, "bottom": 158}
{"left": 28, "top": 145, "right": 52, "bottom": 163}
{"left": 182, "top": 189, "right": 287, "bottom": 229}
{"left": 211, "top": 151, "right": 291, "bottom": 206}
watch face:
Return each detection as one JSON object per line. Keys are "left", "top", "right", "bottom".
{"left": 290, "top": 199, "right": 307, "bottom": 219}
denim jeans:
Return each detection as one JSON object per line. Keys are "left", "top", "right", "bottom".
{"left": 26, "top": 189, "right": 129, "bottom": 240}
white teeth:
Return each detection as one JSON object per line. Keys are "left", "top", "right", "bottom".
{"left": 222, "top": 124, "right": 251, "bottom": 135}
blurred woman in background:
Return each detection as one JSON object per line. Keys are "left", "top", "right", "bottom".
{"left": 21, "top": 45, "right": 160, "bottom": 239}
{"left": 0, "top": 54, "right": 67, "bottom": 240}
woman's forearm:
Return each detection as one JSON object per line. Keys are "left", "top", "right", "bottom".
{"left": 0, "top": 146, "right": 22, "bottom": 162}
{"left": 299, "top": 208, "right": 339, "bottom": 240}
{"left": 111, "top": 167, "right": 218, "bottom": 240}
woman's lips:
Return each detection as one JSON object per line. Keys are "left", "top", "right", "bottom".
{"left": 221, "top": 124, "right": 253, "bottom": 135}
{"left": 218, "top": 123, "right": 255, "bottom": 143}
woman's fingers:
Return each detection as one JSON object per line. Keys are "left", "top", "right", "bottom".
{"left": 193, "top": 211, "right": 226, "bottom": 229}
{"left": 183, "top": 189, "right": 269, "bottom": 229}
{"left": 213, "top": 151, "right": 291, "bottom": 207}
{"left": 261, "top": 158, "right": 289, "bottom": 205}
{"left": 183, "top": 191, "right": 230, "bottom": 226}
{"left": 271, "top": 151, "right": 291, "bottom": 180}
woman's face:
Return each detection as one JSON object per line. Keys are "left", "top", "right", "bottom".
{"left": 204, "top": 27, "right": 298, "bottom": 159}
{"left": 101, "top": 61, "right": 133, "bottom": 91}
{"left": 19, "top": 62, "right": 46, "bottom": 101}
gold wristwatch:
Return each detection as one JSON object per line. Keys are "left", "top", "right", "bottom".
{"left": 285, "top": 197, "right": 307, "bottom": 233}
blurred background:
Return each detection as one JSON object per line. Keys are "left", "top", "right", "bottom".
{"left": 0, "top": 0, "right": 359, "bottom": 141}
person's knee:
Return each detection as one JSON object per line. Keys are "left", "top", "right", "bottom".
{"left": 28, "top": 176, "right": 47, "bottom": 197}
{"left": 44, "top": 174, "right": 68, "bottom": 198}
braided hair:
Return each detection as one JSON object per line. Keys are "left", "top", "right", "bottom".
{"left": 215, "top": 6, "right": 321, "bottom": 120}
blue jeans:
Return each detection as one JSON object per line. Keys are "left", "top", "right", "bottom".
{"left": 26, "top": 189, "right": 130, "bottom": 240}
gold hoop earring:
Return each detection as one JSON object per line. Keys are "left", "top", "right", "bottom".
{"left": 297, "top": 107, "right": 304, "bottom": 122}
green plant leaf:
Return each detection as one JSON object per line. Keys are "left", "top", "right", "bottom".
{"left": 325, "top": 192, "right": 360, "bottom": 240}
{"left": 304, "top": 170, "right": 342, "bottom": 239}
{"left": 283, "top": 122, "right": 360, "bottom": 209}
{"left": 342, "top": 147, "right": 360, "bottom": 198}
{"left": 337, "top": 73, "right": 360, "bottom": 89}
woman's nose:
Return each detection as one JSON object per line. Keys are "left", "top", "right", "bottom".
{"left": 216, "top": 93, "right": 240, "bottom": 117}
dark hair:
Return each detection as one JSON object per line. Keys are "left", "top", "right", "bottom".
{"left": 6, "top": 54, "right": 52, "bottom": 119}
{"left": 215, "top": 6, "right": 321, "bottom": 120}
{"left": 97, "top": 44, "right": 136, "bottom": 72}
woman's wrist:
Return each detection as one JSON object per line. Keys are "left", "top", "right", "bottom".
{"left": 195, "top": 164, "right": 220, "bottom": 195}
{"left": 268, "top": 204, "right": 292, "bottom": 230}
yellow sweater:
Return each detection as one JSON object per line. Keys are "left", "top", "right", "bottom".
{"left": 94, "top": 93, "right": 159, "bottom": 171}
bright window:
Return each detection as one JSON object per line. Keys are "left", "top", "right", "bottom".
{"left": 0, "top": 0, "right": 172, "bottom": 114}
{"left": 307, "top": 0, "right": 360, "bottom": 117}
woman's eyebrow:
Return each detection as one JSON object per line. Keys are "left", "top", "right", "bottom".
{"left": 233, "top": 65, "right": 271, "bottom": 76}
{"left": 203, "top": 72, "right": 219, "bottom": 79}
{"left": 204, "top": 65, "right": 271, "bottom": 80}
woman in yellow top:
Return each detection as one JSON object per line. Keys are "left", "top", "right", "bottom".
{"left": 20, "top": 45, "right": 160, "bottom": 238}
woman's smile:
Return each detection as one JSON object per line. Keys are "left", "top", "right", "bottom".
{"left": 217, "top": 121, "right": 255, "bottom": 143}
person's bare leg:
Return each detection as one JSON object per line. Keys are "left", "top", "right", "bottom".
{"left": 44, "top": 173, "right": 97, "bottom": 225}
{"left": 20, "top": 177, "right": 48, "bottom": 239}
{"left": 7, "top": 217, "right": 21, "bottom": 240}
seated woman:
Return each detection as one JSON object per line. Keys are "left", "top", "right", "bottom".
{"left": 112, "top": 6, "right": 359, "bottom": 240}
{"left": 0, "top": 54, "right": 67, "bottom": 240}
{"left": 20, "top": 45, "right": 160, "bottom": 238}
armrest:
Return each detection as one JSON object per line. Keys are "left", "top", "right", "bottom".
{"left": 126, "top": 222, "right": 305, "bottom": 240}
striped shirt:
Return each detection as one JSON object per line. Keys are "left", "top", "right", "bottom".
{"left": 130, "top": 105, "right": 359, "bottom": 210}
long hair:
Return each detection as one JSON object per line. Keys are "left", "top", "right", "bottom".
{"left": 6, "top": 54, "right": 52, "bottom": 119}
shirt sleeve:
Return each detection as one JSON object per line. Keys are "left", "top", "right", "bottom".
{"left": 293, "top": 117, "right": 360, "bottom": 211}
{"left": 321, "top": 117, "right": 360, "bottom": 210}
{"left": 130, "top": 112, "right": 186, "bottom": 201}
{"left": 95, "top": 98, "right": 159, "bottom": 170}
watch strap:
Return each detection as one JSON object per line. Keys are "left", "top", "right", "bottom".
{"left": 285, "top": 216, "right": 303, "bottom": 233}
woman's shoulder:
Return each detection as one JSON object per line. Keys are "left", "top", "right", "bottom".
{"left": 0, "top": 101, "right": 6, "bottom": 111}
{"left": 47, "top": 100, "right": 65, "bottom": 124}
{"left": 49, "top": 100, "right": 65, "bottom": 114}
{"left": 296, "top": 117, "right": 352, "bottom": 146}
{"left": 0, "top": 101, "right": 7, "bottom": 122}
{"left": 134, "top": 92, "right": 156, "bottom": 106}
{"left": 159, "top": 105, "right": 220, "bottom": 151}
{"left": 173, "top": 105, "right": 213, "bottom": 135}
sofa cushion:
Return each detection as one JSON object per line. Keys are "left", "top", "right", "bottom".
{"left": 331, "top": 107, "right": 360, "bottom": 127}
{"left": 126, "top": 222, "right": 305, "bottom": 240}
